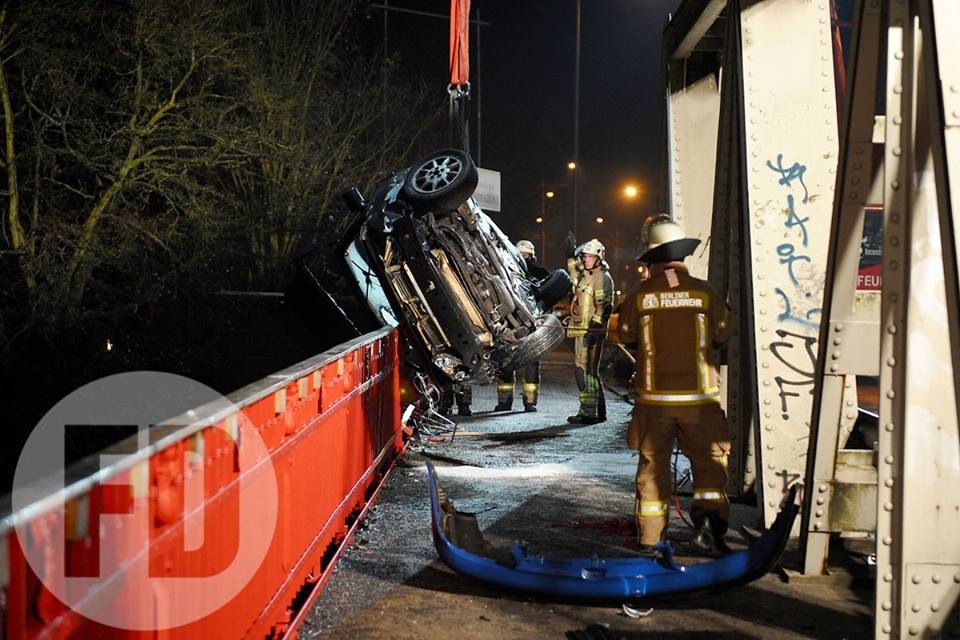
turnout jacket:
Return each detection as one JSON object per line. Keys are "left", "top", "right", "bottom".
{"left": 568, "top": 264, "right": 614, "bottom": 337}
{"left": 619, "top": 262, "right": 730, "bottom": 406}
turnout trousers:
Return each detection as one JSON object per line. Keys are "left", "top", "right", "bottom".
{"left": 573, "top": 335, "right": 606, "bottom": 419}
{"left": 438, "top": 383, "right": 472, "bottom": 414}
{"left": 629, "top": 401, "right": 731, "bottom": 546}
{"left": 496, "top": 361, "right": 541, "bottom": 408}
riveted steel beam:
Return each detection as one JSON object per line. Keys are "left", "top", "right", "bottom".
{"left": 929, "top": 0, "right": 960, "bottom": 458}
{"left": 874, "top": 1, "right": 914, "bottom": 635}
{"left": 667, "top": 64, "right": 721, "bottom": 279}
{"left": 737, "top": 0, "right": 840, "bottom": 527}
{"left": 801, "top": 0, "right": 882, "bottom": 576}
{"left": 664, "top": 3, "right": 755, "bottom": 496}
{"left": 873, "top": 2, "right": 960, "bottom": 637}
{"left": 710, "top": 8, "right": 757, "bottom": 498}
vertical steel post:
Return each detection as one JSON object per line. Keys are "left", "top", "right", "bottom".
{"left": 737, "top": 0, "right": 841, "bottom": 526}
{"left": 874, "top": 3, "right": 960, "bottom": 637}
{"left": 800, "top": 0, "right": 882, "bottom": 577}
{"left": 667, "top": 60, "right": 722, "bottom": 280}
{"left": 572, "top": 0, "right": 581, "bottom": 239}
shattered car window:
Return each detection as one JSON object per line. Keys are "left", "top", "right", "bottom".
{"left": 344, "top": 235, "right": 397, "bottom": 328}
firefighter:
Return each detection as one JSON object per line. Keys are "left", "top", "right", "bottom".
{"left": 515, "top": 239, "right": 550, "bottom": 280}
{"left": 495, "top": 240, "right": 549, "bottom": 412}
{"left": 567, "top": 238, "right": 614, "bottom": 424}
{"left": 438, "top": 382, "right": 472, "bottom": 416}
{"left": 618, "top": 215, "right": 732, "bottom": 556}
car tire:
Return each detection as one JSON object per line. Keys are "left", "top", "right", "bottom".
{"left": 534, "top": 269, "right": 572, "bottom": 310}
{"left": 505, "top": 314, "right": 565, "bottom": 370}
{"left": 401, "top": 148, "right": 479, "bottom": 213}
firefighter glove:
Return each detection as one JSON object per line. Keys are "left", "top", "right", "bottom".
{"left": 565, "top": 231, "right": 578, "bottom": 258}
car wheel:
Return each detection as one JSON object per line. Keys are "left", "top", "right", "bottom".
{"left": 401, "top": 148, "right": 479, "bottom": 212}
{"left": 534, "top": 269, "right": 572, "bottom": 310}
{"left": 505, "top": 314, "right": 565, "bottom": 370}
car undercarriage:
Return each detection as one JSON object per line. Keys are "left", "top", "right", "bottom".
{"left": 341, "top": 149, "right": 570, "bottom": 383}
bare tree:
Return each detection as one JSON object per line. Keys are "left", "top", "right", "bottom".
{"left": 0, "top": 0, "right": 446, "bottom": 349}
{"left": 224, "top": 0, "right": 442, "bottom": 288}
{"left": 0, "top": 1, "right": 252, "bottom": 328}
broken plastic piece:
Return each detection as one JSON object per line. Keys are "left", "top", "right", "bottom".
{"left": 621, "top": 604, "right": 654, "bottom": 618}
{"left": 426, "top": 461, "right": 799, "bottom": 601}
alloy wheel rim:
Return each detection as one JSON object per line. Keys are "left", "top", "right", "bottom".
{"left": 413, "top": 156, "right": 462, "bottom": 193}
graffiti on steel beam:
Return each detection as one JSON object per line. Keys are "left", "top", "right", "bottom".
{"left": 782, "top": 194, "right": 810, "bottom": 246}
{"left": 766, "top": 153, "right": 823, "bottom": 332}
{"left": 769, "top": 329, "right": 817, "bottom": 419}
{"left": 776, "top": 242, "right": 812, "bottom": 286}
{"left": 773, "top": 287, "right": 820, "bottom": 330}
{"left": 764, "top": 153, "right": 823, "bottom": 421}
{"left": 766, "top": 154, "right": 810, "bottom": 203}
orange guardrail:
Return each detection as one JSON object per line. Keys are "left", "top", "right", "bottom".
{"left": 0, "top": 328, "right": 406, "bottom": 639}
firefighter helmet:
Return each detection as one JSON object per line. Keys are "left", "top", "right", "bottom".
{"left": 638, "top": 214, "right": 700, "bottom": 264}
{"left": 516, "top": 239, "right": 536, "bottom": 257}
{"left": 576, "top": 238, "right": 606, "bottom": 260}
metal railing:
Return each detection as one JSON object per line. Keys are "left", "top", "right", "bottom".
{"left": 0, "top": 328, "right": 405, "bottom": 639}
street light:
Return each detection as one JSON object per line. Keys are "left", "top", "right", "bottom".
{"left": 596, "top": 217, "right": 604, "bottom": 224}
{"left": 567, "top": 161, "right": 577, "bottom": 171}
{"left": 539, "top": 184, "right": 554, "bottom": 224}
{"left": 623, "top": 184, "right": 639, "bottom": 199}
{"left": 535, "top": 216, "right": 546, "bottom": 263}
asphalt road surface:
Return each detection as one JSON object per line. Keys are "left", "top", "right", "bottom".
{"left": 300, "top": 341, "right": 873, "bottom": 640}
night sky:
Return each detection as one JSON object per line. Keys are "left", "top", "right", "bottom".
{"left": 379, "top": 0, "right": 681, "bottom": 271}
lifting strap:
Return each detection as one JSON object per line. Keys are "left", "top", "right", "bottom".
{"left": 448, "top": 0, "right": 471, "bottom": 154}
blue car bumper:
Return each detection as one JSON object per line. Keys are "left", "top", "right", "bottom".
{"left": 427, "top": 461, "right": 799, "bottom": 601}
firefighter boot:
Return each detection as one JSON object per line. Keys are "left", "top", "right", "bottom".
{"left": 690, "top": 507, "right": 732, "bottom": 556}
{"left": 494, "top": 381, "right": 514, "bottom": 412}
{"left": 522, "top": 383, "right": 538, "bottom": 412}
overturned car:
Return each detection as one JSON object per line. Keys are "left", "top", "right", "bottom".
{"left": 339, "top": 149, "right": 571, "bottom": 383}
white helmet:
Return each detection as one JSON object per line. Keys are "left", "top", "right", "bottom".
{"left": 638, "top": 214, "right": 699, "bottom": 263}
{"left": 516, "top": 239, "right": 536, "bottom": 257}
{"left": 576, "top": 238, "right": 606, "bottom": 260}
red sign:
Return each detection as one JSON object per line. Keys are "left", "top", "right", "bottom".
{"left": 857, "top": 263, "right": 882, "bottom": 290}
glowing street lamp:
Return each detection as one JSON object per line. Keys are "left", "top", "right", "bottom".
{"left": 535, "top": 216, "right": 546, "bottom": 262}
{"left": 596, "top": 216, "right": 605, "bottom": 224}
{"left": 623, "top": 184, "right": 639, "bottom": 199}
{"left": 567, "top": 161, "right": 577, "bottom": 170}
